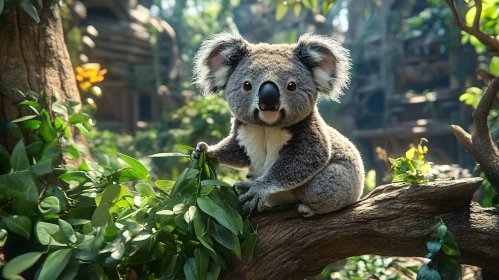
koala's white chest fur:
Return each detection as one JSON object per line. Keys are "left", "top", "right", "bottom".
{"left": 236, "top": 125, "right": 292, "bottom": 176}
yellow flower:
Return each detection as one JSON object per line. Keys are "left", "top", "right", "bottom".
{"left": 75, "top": 63, "right": 107, "bottom": 93}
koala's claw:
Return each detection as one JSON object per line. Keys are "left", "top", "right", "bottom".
{"left": 297, "top": 204, "right": 316, "bottom": 218}
{"left": 192, "top": 142, "right": 209, "bottom": 158}
{"left": 246, "top": 172, "right": 258, "bottom": 180}
{"left": 235, "top": 181, "right": 268, "bottom": 212}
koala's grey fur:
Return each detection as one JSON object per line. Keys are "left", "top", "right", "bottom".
{"left": 193, "top": 32, "right": 364, "bottom": 217}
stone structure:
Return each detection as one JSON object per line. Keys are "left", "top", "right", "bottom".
{"left": 343, "top": 0, "right": 476, "bottom": 184}
{"left": 70, "top": 0, "right": 180, "bottom": 132}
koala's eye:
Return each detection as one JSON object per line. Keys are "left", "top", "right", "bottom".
{"left": 243, "top": 81, "right": 252, "bottom": 91}
{"left": 287, "top": 81, "right": 297, "bottom": 92}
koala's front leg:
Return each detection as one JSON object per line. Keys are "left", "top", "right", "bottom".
{"left": 195, "top": 119, "right": 250, "bottom": 169}
{"left": 236, "top": 129, "right": 330, "bottom": 212}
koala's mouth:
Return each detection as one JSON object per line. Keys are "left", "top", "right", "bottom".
{"left": 254, "top": 108, "right": 285, "bottom": 125}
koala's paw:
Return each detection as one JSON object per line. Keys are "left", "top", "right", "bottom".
{"left": 297, "top": 203, "right": 316, "bottom": 218}
{"left": 235, "top": 181, "right": 269, "bottom": 213}
{"left": 192, "top": 142, "right": 210, "bottom": 158}
{"left": 246, "top": 172, "right": 258, "bottom": 180}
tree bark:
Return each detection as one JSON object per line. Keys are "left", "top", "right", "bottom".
{"left": 222, "top": 178, "right": 499, "bottom": 280}
{"left": 0, "top": 0, "right": 86, "bottom": 156}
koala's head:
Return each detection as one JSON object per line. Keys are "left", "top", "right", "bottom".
{"left": 193, "top": 32, "right": 351, "bottom": 127}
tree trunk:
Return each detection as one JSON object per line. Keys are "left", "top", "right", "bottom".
{"left": 0, "top": 0, "right": 85, "bottom": 156}
{"left": 222, "top": 178, "right": 499, "bottom": 279}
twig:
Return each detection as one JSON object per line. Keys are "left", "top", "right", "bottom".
{"left": 444, "top": 0, "right": 499, "bottom": 52}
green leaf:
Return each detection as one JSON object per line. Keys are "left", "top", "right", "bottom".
{"left": 156, "top": 210, "right": 175, "bottom": 215}
{"left": 426, "top": 240, "right": 441, "bottom": 254}
{"left": 69, "top": 113, "right": 91, "bottom": 124}
{"left": 294, "top": 3, "right": 302, "bottom": 16}
{"left": 35, "top": 221, "right": 64, "bottom": 246}
{"left": 31, "top": 158, "right": 53, "bottom": 175}
{"left": 119, "top": 153, "right": 149, "bottom": 178}
{"left": 148, "top": 152, "right": 189, "bottom": 157}
{"left": 242, "top": 233, "right": 258, "bottom": 261}
{"left": 209, "top": 221, "right": 241, "bottom": 259}
{"left": 58, "top": 219, "right": 77, "bottom": 243}
{"left": 405, "top": 147, "right": 415, "bottom": 160}
{"left": 45, "top": 185, "right": 69, "bottom": 211}
{"left": 39, "top": 196, "right": 61, "bottom": 214}
{"left": 193, "top": 208, "right": 216, "bottom": 254}
{"left": 437, "top": 256, "right": 462, "bottom": 280}
{"left": 174, "top": 144, "right": 196, "bottom": 151}
{"left": 2, "top": 252, "right": 43, "bottom": 279}
{"left": 0, "top": 170, "right": 36, "bottom": 199}
{"left": 0, "top": 229, "right": 7, "bottom": 247}
{"left": 275, "top": 2, "right": 288, "bottom": 21}
{"left": 442, "top": 231, "right": 461, "bottom": 256}
{"left": 11, "top": 115, "right": 37, "bottom": 123}
{"left": 92, "top": 184, "right": 121, "bottom": 227}
{"left": 201, "top": 180, "right": 232, "bottom": 188}
{"left": 114, "top": 167, "right": 143, "bottom": 182}
{"left": 74, "top": 123, "right": 89, "bottom": 136}
{"left": 490, "top": 56, "right": 499, "bottom": 76}
{"left": 200, "top": 185, "right": 215, "bottom": 196}
{"left": 197, "top": 196, "right": 239, "bottom": 235}
{"left": 20, "top": 0, "right": 40, "bottom": 23}
{"left": 22, "top": 119, "right": 41, "bottom": 129}
{"left": 183, "top": 258, "right": 198, "bottom": 280}
{"left": 11, "top": 140, "right": 30, "bottom": 171}
{"left": 58, "top": 171, "right": 91, "bottom": 185}
{"left": 208, "top": 261, "right": 221, "bottom": 280}
{"left": 135, "top": 182, "right": 155, "bottom": 197}
{"left": 195, "top": 248, "right": 209, "bottom": 280}
{"left": 155, "top": 180, "right": 175, "bottom": 191}
{"left": 437, "top": 224, "right": 447, "bottom": 241}
{"left": 39, "top": 109, "right": 57, "bottom": 141}
{"left": 4, "top": 215, "right": 32, "bottom": 239}
{"left": 0, "top": 0, "right": 4, "bottom": 14}
{"left": 38, "top": 249, "right": 72, "bottom": 280}
{"left": 302, "top": 0, "right": 317, "bottom": 11}
{"left": 52, "top": 102, "right": 69, "bottom": 120}
{"left": 62, "top": 145, "right": 80, "bottom": 159}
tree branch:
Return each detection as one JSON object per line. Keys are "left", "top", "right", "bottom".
{"left": 473, "top": 0, "right": 482, "bottom": 30}
{"left": 451, "top": 76, "right": 499, "bottom": 189}
{"left": 221, "top": 178, "right": 499, "bottom": 279}
{"left": 444, "top": 0, "right": 499, "bottom": 52}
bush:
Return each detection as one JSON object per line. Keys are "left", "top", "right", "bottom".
{"left": 0, "top": 91, "right": 257, "bottom": 280}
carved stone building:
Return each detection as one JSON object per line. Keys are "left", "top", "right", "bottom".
{"left": 69, "top": 0, "right": 180, "bottom": 132}
{"left": 342, "top": 0, "right": 476, "bottom": 183}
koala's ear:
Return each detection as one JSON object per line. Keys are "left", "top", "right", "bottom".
{"left": 193, "top": 32, "right": 249, "bottom": 95}
{"left": 294, "top": 34, "right": 351, "bottom": 101}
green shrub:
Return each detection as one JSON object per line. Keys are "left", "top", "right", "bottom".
{"left": 389, "top": 139, "right": 432, "bottom": 185}
{"left": 0, "top": 91, "right": 257, "bottom": 279}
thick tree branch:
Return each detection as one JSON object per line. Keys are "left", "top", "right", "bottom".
{"left": 222, "top": 178, "right": 499, "bottom": 280}
{"left": 451, "top": 76, "right": 499, "bottom": 189}
{"left": 444, "top": 0, "right": 499, "bottom": 52}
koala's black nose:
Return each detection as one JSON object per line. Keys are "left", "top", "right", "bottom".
{"left": 258, "top": 82, "right": 280, "bottom": 111}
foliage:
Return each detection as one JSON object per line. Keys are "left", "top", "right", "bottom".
{"left": 311, "top": 255, "right": 418, "bottom": 280}
{"left": 459, "top": 87, "right": 499, "bottom": 207}
{"left": 0, "top": 0, "right": 40, "bottom": 22}
{"left": 417, "top": 221, "right": 462, "bottom": 280}
{"left": 401, "top": 0, "right": 451, "bottom": 40}
{"left": 0, "top": 90, "right": 257, "bottom": 279}
{"left": 461, "top": 0, "right": 499, "bottom": 54}
{"left": 389, "top": 139, "right": 432, "bottom": 185}
{"left": 87, "top": 97, "right": 236, "bottom": 181}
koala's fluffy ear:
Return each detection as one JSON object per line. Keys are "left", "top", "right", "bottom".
{"left": 193, "top": 32, "right": 249, "bottom": 95}
{"left": 294, "top": 34, "right": 351, "bottom": 101}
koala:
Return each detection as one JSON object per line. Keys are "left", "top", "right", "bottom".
{"left": 192, "top": 32, "right": 364, "bottom": 217}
